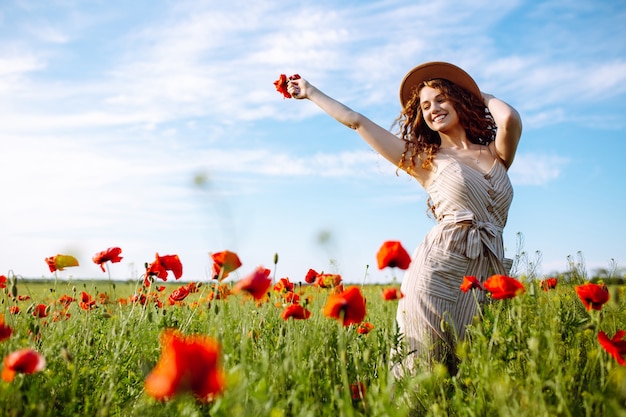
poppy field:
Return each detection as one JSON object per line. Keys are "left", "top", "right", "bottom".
{"left": 0, "top": 245, "right": 625, "bottom": 417}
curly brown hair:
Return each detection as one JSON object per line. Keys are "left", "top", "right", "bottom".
{"left": 392, "top": 78, "right": 496, "bottom": 171}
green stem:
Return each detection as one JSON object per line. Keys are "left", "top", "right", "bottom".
{"left": 360, "top": 264, "right": 369, "bottom": 289}
{"left": 337, "top": 312, "right": 355, "bottom": 416}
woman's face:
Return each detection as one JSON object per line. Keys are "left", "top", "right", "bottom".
{"left": 419, "top": 86, "right": 460, "bottom": 133}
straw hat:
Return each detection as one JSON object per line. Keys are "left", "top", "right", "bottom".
{"left": 399, "top": 61, "right": 481, "bottom": 107}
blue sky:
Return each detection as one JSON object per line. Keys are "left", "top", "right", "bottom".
{"left": 0, "top": 0, "right": 624, "bottom": 284}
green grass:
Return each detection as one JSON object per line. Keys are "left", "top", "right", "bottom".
{"left": 0, "top": 274, "right": 625, "bottom": 417}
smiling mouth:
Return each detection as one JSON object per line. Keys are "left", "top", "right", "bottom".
{"left": 433, "top": 114, "right": 446, "bottom": 123}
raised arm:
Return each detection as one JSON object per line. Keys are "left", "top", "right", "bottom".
{"left": 289, "top": 78, "right": 411, "bottom": 173}
{"left": 483, "top": 93, "right": 522, "bottom": 169}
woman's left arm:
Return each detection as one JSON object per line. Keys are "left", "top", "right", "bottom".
{"left": 483, "top": 93, "right": 522, "bottom": 169}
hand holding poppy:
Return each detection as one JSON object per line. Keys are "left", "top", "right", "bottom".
{"left": 273, "top": 74, "right": 302, "bottom": 99}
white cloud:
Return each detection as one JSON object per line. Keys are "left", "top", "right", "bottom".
{"left": 0, "top": 53, "right": 42, "bottom": 76}
{"left": 508, "top": 153, "right": 569, "bottom": 186}
{"left": 25, "top": 21, "right": 70, "bottom": 43}
{"left": 2, "top": 0, "right": 621, "bottom": 137}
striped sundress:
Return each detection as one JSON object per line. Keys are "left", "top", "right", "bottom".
{"left": 391, "top": 152, "right": 513, "bottom": 376}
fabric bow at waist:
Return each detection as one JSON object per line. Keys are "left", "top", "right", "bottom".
{"left": 439, "top": 210, "right": 502, "bottom": 260}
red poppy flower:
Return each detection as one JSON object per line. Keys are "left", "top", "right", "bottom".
{"left": 168, "top": 286, "right": 190, "bottom": 305}
{"left": 483, "top": 275, "right": 525, "bottom": 300}
{"left": 208, "top": 284, "right": 231, "bottom": 301}
{"left": 146, "top": 253, "right": 183, "bottom": 281}
{"left": 232, "top": 267, "right": 272, "bottom": 300}
{"left": 304, "top": 268, "right": 318, "bottom": 284}
{"left": 52, "top": 309, "right": 71, "bottom": 322}
{"left": 460, "top": 276, "right": 483, "bottom": 293}
{"left": 1, "top": 348, "right": 46, "bottom": 382}
{"left": 45, "top": 254, "right": 79, "bottom": 273}
{"left": 356, "top": 322, "right": 375, "bottom": 335}
{"left": 350, "top": 381, "right": 366, "bottom": 400}
{"left": 575, "top": 283, "right": 610, "bottom": 311}
{"left": 57, "top": 294, "right": 76, "bottom": 309}
{"left": 79, "top": 291, "right": 96, "bottom": 310}
{"left": 598, "top": 330, "right": 626, "bottom": 366}
{"left": 0, "top": 275, "right": 7, "bottom": 289}
{"left": 0, "top": 315, "right": 13, "bottom": 342}
{"left": 98, "top": 293, "right": 110, "bottom": 304}
{"left": 376, "top": 241, "right": 411, "bottom": 270}
{"left": 32, "top": 304, "right": 49, "bottom": 318}
{"left": 281, "top": 291, "right": 300, "bottom": 304}
{"left": 130, "top": 293, "right": 147, "bottom": 305}
{"left": 273, "top": 73, "right": 301, "bottom": 99}
{"left": 92, "top": 247, "right": 123, "bottom": 272}
{"left": 9, "top": 306, "right": 20, "bottom": 315}
{"left": 540, "top": 278, "right": 558, "bottom": 291}
{"left": 211, "top": 250, "right": 242, "bottom": 281}
{"left": 144, "top": 329, "right": 225, "bottom": 402}
{"left": 382, "top": 287, "right": 404, "bottom": 300}
{"left": 281, "top": 304, "right": 311, "bottom": 320}
{"left": 186, "top": 282, "right": 198, "bottom": 293}
{"left": 274, "top": 277, "right": 294, "bottom": 293}
{"left": 314, "top": 273, "right": 342, "bottom": 288}
{"left": 323, "top": 286, "right": 366, "bottom": 326}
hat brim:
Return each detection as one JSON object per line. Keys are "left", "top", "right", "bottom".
{"left": 399, "top": 61, "right": 481, "bottom": 107}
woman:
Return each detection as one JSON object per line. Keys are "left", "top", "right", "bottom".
{"left": 287, "top": 62, "right": 522, "bottom": 375}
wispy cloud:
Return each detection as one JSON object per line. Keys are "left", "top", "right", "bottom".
{"left": 2, "top": 0, "right": 623, "bottom": 135}
{"left": 508, "top": 153, "right": 569, "bottom": 186}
